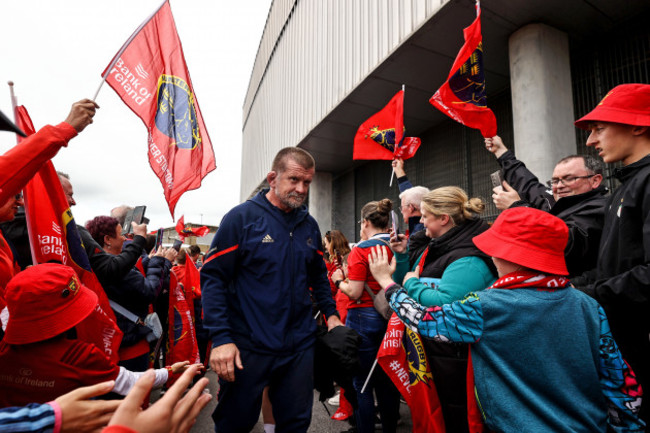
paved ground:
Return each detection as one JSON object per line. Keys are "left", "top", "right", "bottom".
{"left": 188, "top": 370, "right": 413, "bottom": 432}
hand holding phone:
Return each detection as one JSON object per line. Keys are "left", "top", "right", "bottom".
{"left": 390, "top": 210, "right": 400, "bottom": 236}
{"left": 122, "top": 206, "right": 147, "bottom": 235}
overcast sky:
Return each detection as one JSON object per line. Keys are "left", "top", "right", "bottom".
{"left": 0, "top": 0, "right": 272, "bottom": 229}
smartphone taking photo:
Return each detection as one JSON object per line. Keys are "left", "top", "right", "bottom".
{"left": 390, "top": 210, "right": 400, "bottom": 236}
{"left": 122, "top": 205, "right": 147, "bottom": 235}
{"left": 490, "top": 170, "right": 504, "bottom": 188}
{"left": 172, "top": 239, "right": 183, "bottom": 252}
{"left": 154, "top": 227, "right": 164, "bottom": 250}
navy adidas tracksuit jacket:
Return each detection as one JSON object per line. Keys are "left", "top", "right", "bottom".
{"left": 201, "top": 189, "right": 337, "bottom": 355}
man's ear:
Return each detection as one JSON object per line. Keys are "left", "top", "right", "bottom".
{"left": 267, "top": 171, "right": 277, "bottom": 186}
{"left": 631, "top": 125, "right": 649, "bottom": 136}
{"left": 591, "top": 173, "right": 604, "bottom": 188}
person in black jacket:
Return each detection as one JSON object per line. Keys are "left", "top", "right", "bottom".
{"left": 86, "top": 215, "right": 176, "bottom": 371}
{"left": 572, "top": 83, "right": 650, "bottom": 425}
{"left": 484, "top": 135, "right": 607, "bottom": 277}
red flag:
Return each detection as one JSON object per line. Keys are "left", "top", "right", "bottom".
{"left": 353, "top": 90, "right": 421, "bottom": 160}
{"left": 184, "top": 254, "right": 201, "bottom": 298}
{"left": 175, "top": 215, "right": 210, "bottom": 241}
{"left": 429, "top": 5, "right": 497, "bottom": 138}
{"left": 102, "top": 1, "right": 216, "bottom": 217}
{"left": 167, "top": 271, "right": 200, "bottom": 375}
{"left": 378, "top": 314, "right": 446, "bottom": 432}
{"left": 17, "top": 106, "right": 123, "bottom": 363}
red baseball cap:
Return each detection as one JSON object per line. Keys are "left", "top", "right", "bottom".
{"left": 575, "top": 83, "right": 650, "bottom": 130}
{"left": 473, "top": 207, "right": 569, "bottom": 276}
{"left": 3, "top": 263, "right": 98, "bottom": 344}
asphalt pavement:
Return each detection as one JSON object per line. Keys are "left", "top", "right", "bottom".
{"left": 188, "top": 370, "right": 413, "bottom": 432}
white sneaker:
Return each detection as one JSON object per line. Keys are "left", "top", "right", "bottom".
{"left": 327, "top": 392, "right": 341, "bottom": 406}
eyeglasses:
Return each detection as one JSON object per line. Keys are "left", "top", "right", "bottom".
{"left": 549, "top": 175, "right": 595, "bottom": 186}
{"left": 400, "top": 204, "right": 413, "bottom": 210}
{"left": 357, "top": 218, "right": 365, "bottom": 225}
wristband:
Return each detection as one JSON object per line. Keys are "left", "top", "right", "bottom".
{"left": 334, "top": 279, "right": 344, "bottom": 288}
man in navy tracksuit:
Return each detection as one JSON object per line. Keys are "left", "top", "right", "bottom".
{"left": 201, "top": 147, "right": 342, "bottom": 432}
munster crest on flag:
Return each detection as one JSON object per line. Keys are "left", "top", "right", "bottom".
{"left": 429, "top": 4, "right": 497, "bottom": 138}
{"left": 353, "top": 90, "right": 421, "bottom": 161}
{"left": 102, "top": 0, "right": 216, "bottom": 217}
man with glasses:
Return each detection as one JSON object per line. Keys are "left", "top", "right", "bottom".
{"left": 484, "top": 135, "right": 607, "bottom": 276}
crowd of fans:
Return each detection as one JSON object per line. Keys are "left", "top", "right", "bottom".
{"left": 0, "top": 83, "right": 649, "bottom": 433}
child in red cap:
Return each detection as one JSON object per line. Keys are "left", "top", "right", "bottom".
{"left": 369, "top": 207, "right": 644, "bottom": 432}
{"left": 0, "top": 263, "right": 190, "bottom": 408}
{"left": 573, "top": 83, "right": 650, "bottom": 425}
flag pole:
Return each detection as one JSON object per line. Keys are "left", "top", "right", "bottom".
{"left": 93, "top": 0, "right": 168, "bottom": 100}
{"left": 7, "top": 81, "right": 19, "bottom": 145}
{"left": 8, "top": 82, "right": 39, "bottom": 266}
{"left": 361, "top": 358, "right": 379, "bottom": 393}
{"left": 389, "top": 84, "right": 407, "bottom": 187}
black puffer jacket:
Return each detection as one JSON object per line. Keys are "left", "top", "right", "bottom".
{"left": 104, "top": 255, "right": 172, "bottom": 347}
{"left": 498, "top": 150, "right": 608, "bottom": 276}
{"left": 417, "top": 217, "right": 496, "bottom": 433}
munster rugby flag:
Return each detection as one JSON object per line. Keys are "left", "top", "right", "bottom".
{"left": 102, "top": 1, "right": 216, "bottom": 217}
{"left": 429, "top": 3, "right": 497, "bottom": 138}
{"left": 378, "top": 314, "right": 446, "bottom": 432}
{"left": 18, "top": 106, "right": 123, "bottom": 363}
{"left": 353, "top": 90, "right": 421, "bottom": 160}
{"left": 175, "top": 215, "right": 209, "bottom": 242}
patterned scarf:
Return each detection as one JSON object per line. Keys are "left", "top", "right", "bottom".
{"left": 490, "top": 270, "right": 569, "bottom": 290}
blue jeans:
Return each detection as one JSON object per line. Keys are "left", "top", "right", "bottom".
{"left": 346, "top": 307, "right": 400, "bottom": 433}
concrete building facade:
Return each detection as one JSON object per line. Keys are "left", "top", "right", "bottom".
{"left": 242, "top": 0, "right": 650, "bottom": 242}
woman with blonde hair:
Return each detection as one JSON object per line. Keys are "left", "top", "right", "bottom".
{"left": 332, "top": 199, "right": 400, "bottom": 433}
{"left": 390, "top": 186, "right": 497, "bottom": 433}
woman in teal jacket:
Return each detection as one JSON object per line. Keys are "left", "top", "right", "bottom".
{"left": 390, "top": 186, "right": 496, "bottom": 433}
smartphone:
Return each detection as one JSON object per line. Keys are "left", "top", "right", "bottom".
{"left": 390, "top": 210, "right": 400, "bottom": 236}
{"left": 172, "top": 239, "right": 183, "bottom": 252}
{"left": 490, "top": 170, "right": 504, "bottom": 188}
{"left": 122, "top": 205, "right": 147, "bottom": 235}
{"left": 154, "top": 228, "right": 164, "bottom": 250}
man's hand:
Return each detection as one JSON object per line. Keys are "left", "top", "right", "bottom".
{"left": 55, "top": 380, "right": 121, "bottom": 433}
{"left": 64, "top": 99, "right": 99, "bottom": 133}
{"left": 326, "top": 315, "right": 343, "bottom": 331}
{"left": 368, "top": 246, "right": 396, "bottom": 289}
{"left": 492, "top": 180, "right": 521, "bottom": 210}
{"left": 484, "top": 135, "right": 508, "bottom": 158}
{"left": 108, "top": 365, "right": 211, "bottom": 433}
{"left": 391, "top": 158, "right": 406, "bottom": 177}
{"left": 209, "top": 343, "right": 243, "bottom": 382}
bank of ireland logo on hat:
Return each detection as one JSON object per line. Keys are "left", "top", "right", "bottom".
{"left": 155, "top": 74, "right": 201, "bottom": 150}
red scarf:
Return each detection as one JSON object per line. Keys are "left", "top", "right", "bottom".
{"left": 490, "top": 270, "right": 569, "bottom": 290}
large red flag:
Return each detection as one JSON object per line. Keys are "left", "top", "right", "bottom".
{"left": 175, "top": 215, "right": 210, "bottom": 242}
{"left": 167, "top": 271, "right": 200, "bottom": 376}
{"left": 429, "top": 5, "right": 497, "bottom": 138}
{"left": 353, "top": 90, "right": 421, "bottom": 160}
{"left": 18, "top": 106, "right": 123, "bottom": 363}
{"left": 102, "top": 1, "right": 216, "bottom": 218}
{"left": 378, "top": 314, "right": 446, "bottom": 432}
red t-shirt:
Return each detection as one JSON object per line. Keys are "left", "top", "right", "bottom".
{"left": 345, "top": 241, "right": 393, "bottom": 309}
{"left": 0, "top": 337, "right": 120, "bottom": 408}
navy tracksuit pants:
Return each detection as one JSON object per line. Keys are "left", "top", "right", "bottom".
{"left": 212, "top": 345, "right": 314, "bottom": 433}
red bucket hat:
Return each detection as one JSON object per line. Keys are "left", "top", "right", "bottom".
{"left": 3, "top": 263, "right": 98, "bottom": 344}
{"left": 473, "top": 207, "right": 569, "bottom": 275}
{"left": 575, "top": 83, "right": 650, "bottom": 130}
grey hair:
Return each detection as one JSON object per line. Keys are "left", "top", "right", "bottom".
{"left": 556, "top": 155, "right": 603, "bottom": 175}
{"left": 399, "top": 186, "right": 430, "bottom": 210}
